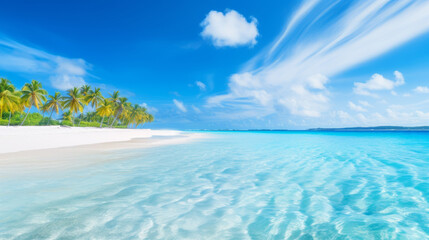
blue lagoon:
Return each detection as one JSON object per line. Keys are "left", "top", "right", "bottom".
{"left": 1, "top": 131, "right": 429, "bottom": 239}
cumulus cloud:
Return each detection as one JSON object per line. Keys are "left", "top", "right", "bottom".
{"left": 414, "top": 86, "right": 429, "bottom": 93}
{"left": 0, "top": 38, "right": 89, "bottom": 90}
{"left": 353, "top": 71, "right": 405, "bottom": 96}
{"left": 348, "top": 101, "right": 367, "bottom": 112}
{"left": 201, "top": 10, "right": 258, "bottom": 47}
{"left": 173, "top": 99, "right": 187, "bottom": 112}
{"left": 195, "top": 81, "right": 206, "bottom": 91}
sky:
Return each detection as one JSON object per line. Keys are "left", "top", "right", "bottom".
{"left": 1, "top": 0, "right": 429, "bottom": 129}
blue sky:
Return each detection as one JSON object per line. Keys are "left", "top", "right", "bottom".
{"left": 1, "top": 0, "right": 429, "bottom": 129}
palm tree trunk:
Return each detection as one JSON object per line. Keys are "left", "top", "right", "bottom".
{"left": 48, "top": 109, "right": 54, "bottom": 125}
{"left": 72, "top": 114, "right": 75, "bottom": 126}
{"left": 99, "top": 116, "right": 105, "bottom": 128}
{"left": 107, "top": 115, "right": 113, "bottom": 125}
{"left": 78, "top": 112, "right": 83, "bottom": 126}
{"left": 20, "top": 106, "right": 32, "bottom": 126}
{"left": 109, "top": 114, "right": 118, "bottom": 128}
{"left": 8, "top": 112, "right": 12, "bottom": 127}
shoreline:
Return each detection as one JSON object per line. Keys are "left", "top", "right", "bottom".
{"left": 0, "top": 127, "right": 206, "bottom": 174}
{"left": 0, "top": 126, "right": 184, "bottom": 154}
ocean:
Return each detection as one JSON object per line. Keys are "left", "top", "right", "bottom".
{"left": 1, "top": 131, "right": 428, "bottom": 239}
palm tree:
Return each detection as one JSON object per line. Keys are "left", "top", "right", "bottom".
{"left": 110, "top": 97, "right": 128, "bottom": 127}
{"left": 80, "top": 84, "right": 91, "bottom": 95}
{"left": 85, "top": 111, "right": 97, "bottom": 122}
{"left": 20, "top": 80, "right": 47, "bottom": 126}
{"left": 40, "top": 103, "right": 49, "bottom": 121}
{"left": 44, "top": 92, "right": 63, "bottom": 125}
{"left": 128, "top": 104, "right": 141, "bottom": 126}
{"left": 62, "top": 87, "right": 86, "bottom": 126}
{"left": 62, "top": 111, "right": 73, "bottom": 122}
{"left": 147, "top": 114, "right": 154, "bottom": 123}
{"left": 118, "top": 103, "right": 132, "bottom": 127}
{"left": 77, "top": 85, "right": 91, "bottom": 126}
{"left": 135, "top": 113, "right": 153, "bottom": 128}
{"left": 86, "top": 87, "right": 104, "bottom": 109}
{"left": 127, "top": 104, "right": 149, "bottom": 128}
{"left": 0, "top": 78, "right": 21, "bottom": 126}
{"left": 107, "top": 91, "right": 120, "bottom": 125}
{"left": 96, "top": 99, "right": 113, "bottom": 128}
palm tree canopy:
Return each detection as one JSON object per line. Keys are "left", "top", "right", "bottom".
{"left": 0, "top": 78, "right": 21, "bottom": 115}
{"left": 115, "top": 97, "right": 128, "bottom": 114}
{"left": 96, "top": 99, "right": 113, "bottom": 117}
{"left": 86, "top": 87, "right": 104, "bottom": 108}
{"left": 108, "top": 91, "right": 120, "bottom": 103}
{"left": 62, "top": 87, "right": 87, "bottom": 114}
{"left": 80, "top": 85, "right": 91, "bottom": 96}
{"left": 21, "top": 80, "right": 47, "bottom": 109}
{"left": 45, "top": 92, "right": 63, "bottom": 114}
{"left": 62, "top": 111, "right": 73, "bottom": 121}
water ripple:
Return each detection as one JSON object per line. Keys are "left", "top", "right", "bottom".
{"left": 1, "top": 132, "right": 429, "bottom": 239}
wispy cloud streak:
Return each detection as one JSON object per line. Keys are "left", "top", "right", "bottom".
{"left": 0, "top": 37, "right": 89, "bottom": 90}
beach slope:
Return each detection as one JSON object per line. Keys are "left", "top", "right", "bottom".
{"left": 0, "top": 126, "right": 182, "bottom": 154}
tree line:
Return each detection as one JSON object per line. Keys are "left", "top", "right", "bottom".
{"left": 0, "top": 78, "right": 154, "bottom": 128}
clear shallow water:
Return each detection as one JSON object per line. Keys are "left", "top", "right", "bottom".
{"left": 1, "top": 131, "right": 429, "bottom": 239}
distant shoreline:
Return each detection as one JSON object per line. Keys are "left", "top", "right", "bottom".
{"left": 196, "top": 126, "right": 429, "bottom": 132}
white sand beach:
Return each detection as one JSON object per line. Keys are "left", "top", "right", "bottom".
{"left": 0, "top": 126, "right": 206, "bottom": 172}
{"left": 0, "top": 126, "right": 191, "bottom": 154}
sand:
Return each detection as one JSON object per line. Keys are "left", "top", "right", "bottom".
{"left": 0, "top": 126, "right": 183, "bottom": 154}
{"left": 0, "top": 126, "right": 206, "bottom": 173}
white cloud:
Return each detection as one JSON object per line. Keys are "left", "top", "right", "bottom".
{"left": 414, "top": 86, "right": 429, "bottom": 93}
{"left": 195, "top": 81, "right": 206, "bottom": 91}
{"left": 192, "top": 105, "right": 201, "bottom": 113}
{"left": 0, "top": 38, "right": 89, "bottom": 90}
{"left": 357, "top": 113, "right": 368, "bottom": 123}
{"left": 358, "top": 101, "right": 371, "bottom": 107}
{"left": 140, "top": 103, "right": 158, "bottom": 113}
{"left": 201, "top": 10, "right": 258, "bottom": 47}
{"left": 348, "top": 101, "right": 366, "bottom": 112}
{"left": 336, "top": 110, "right": 352, "bottom": 122}
{"left": 173, "top": 99, "right": 187, "bottom": 112}
{"left": 49, "top": 57, "right": 88, "bottom": 90}
{"left": 208, "top": 1, "right": 429, "bottom": 122}
{"left": 394, "top": 71, "right": 404, "bottom": 86}
{"left": 353, "top": 71, "right": 405, "bottom": 96}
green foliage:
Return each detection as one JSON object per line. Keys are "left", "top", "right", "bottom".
{"left": 61, "top": 120, "right": 73, "bottom": 126}
{"left": 78, "top": 121, "right": 108, "bottom": 128}
{"left": 39, "top": 118, "right": 60, "bottom": 125}
{"left": 0, "top": 112, "right": 62, "bottom": 126}
{"left": 0, "top": 118, "right": 9, "bottom": 125}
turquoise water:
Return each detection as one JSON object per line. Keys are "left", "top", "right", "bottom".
{"left": 1, "top": 131, "right": 429, "bottom": 239}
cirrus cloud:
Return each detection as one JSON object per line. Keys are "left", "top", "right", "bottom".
{"left": 195, "top": 81, "right": 206, "bottom": 91}
{"left": 0, "top": 37, "right": 89, "bottom": 90}
{"left": 173, "top": 99, "right": 187, "bottom": 112}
